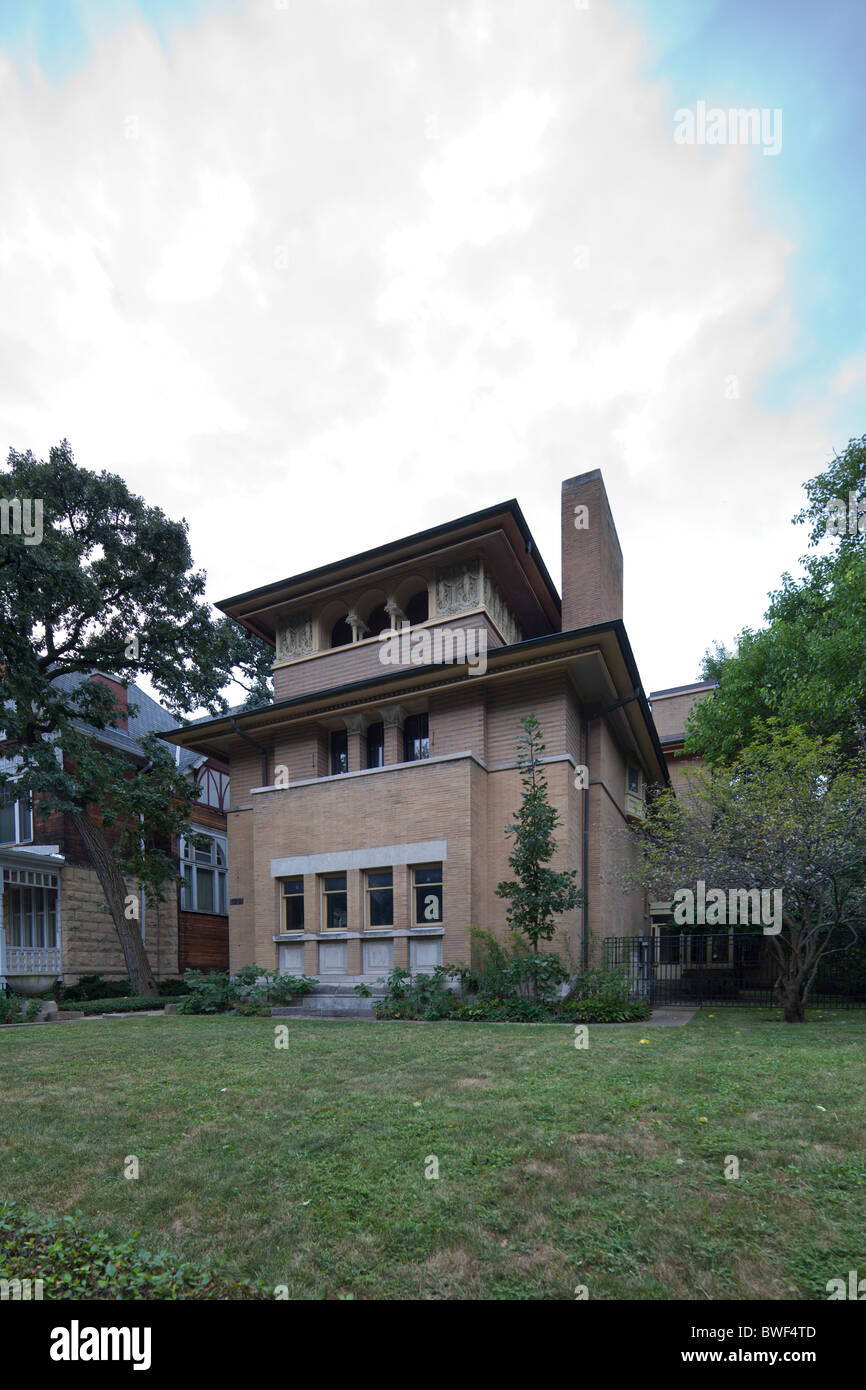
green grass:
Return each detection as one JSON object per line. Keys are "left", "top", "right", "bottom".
{"left": 2, "top": 1010, "right": 865, "bottom": 1299}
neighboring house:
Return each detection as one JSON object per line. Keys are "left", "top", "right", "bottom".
{"left": 648, "top": 680, "right": 718, "bottom": 804}
{"left": 0, "top": 673, "right": 230, "bottom": 993}
{"left": 164, "top": 470, "right": 677, "bottom": 985}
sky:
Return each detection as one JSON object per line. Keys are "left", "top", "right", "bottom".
{"left": 0, "top": 0, "right": 863, "bottom": 698}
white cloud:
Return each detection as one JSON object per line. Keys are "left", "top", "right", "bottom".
{"left": 0, "top": 0, "right": 852, "bottom": 693}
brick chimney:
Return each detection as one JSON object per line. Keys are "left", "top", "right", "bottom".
{"left": 90, "top": 673, "right": 129, "bottom": 730}
{"left": 560, "top": 470, "right": 623, "bottom": 632}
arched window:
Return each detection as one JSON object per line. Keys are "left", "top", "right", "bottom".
{"left": 405, "top": 589, "right": 429, "bottom": 626}
{"left": 366, "top": 603, "right": 390, "bottom": 637}
{"left": 330, "top": 615, "right": 353, "bottom": 648}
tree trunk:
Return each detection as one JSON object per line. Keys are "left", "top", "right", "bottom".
{"left": 777, "top": 975, "right": 807, "bottom": 1023}
{"left": 70, "top": 809, "right": 159, "bottom": 996}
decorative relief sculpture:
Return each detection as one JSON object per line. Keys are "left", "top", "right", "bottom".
{"left": 275, "top": 612, "right": 314, "bottom": 662}
{"left": 435, "top": 562, "right": 480, "bottom": 616}
{"left": 482, "top": 570, "right": 522, "bottom": 646}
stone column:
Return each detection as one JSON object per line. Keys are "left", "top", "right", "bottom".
{"left": 379, "top": 704, "right": 407, "bottom": 765}
{"left": 343, "top": 714, "right": 368, "bottom": 773}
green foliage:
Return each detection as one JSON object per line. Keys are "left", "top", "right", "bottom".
{"left": 0, "top": 1201, "right": 266, "bottom": 1299}
{"left": 687, "top": 436, "right": 866, "bottom": 764}
{"left": 627, "top": 725, "right": 866, "bottom": 1021}
{"left": 59, "top": 974, "right": 190, "bottom": 1003}
{"left": 0, "top": 441, "right": 274, "bottom": 991}
{"left": 495, "top": 714, "right": 583, "bottom": 957}
{"left": 177, "top": 967, "right": 315, "bottom": 1015}
{"left": 0, "top": 994, "right": 42, "bottom": 1025}
{"left": 65, "top": 996, "right": 166, "bottom": 1016}
{"left": 373, "top": 943, "right": 647, "bottom": 1023}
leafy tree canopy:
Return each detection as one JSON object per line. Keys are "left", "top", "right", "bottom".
{"left": 686, "top": 436, "right": 866, "bottom": 764}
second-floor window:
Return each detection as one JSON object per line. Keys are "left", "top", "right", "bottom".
{"left": 366, "top": 721, "right": 384, "bottom": 769}
{"left": 330, "top": 730, "right": 348, "bottom": 775}
{"left": 180, "top": 832, "right": 227, "bottom": 914}
{"left": 404, "top": 713, "right": 429, "bottom": 762}
{"left": 0, "top": 791, "right": 33, "bottom": 846}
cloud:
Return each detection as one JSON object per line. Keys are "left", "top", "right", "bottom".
{"left": 0, "top": 0, "right": 849, "bottom": 692}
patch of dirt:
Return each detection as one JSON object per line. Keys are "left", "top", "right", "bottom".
{"left": 456, "top": 1077, "right": 494, "bottom": 1089}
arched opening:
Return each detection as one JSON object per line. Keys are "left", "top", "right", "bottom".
{"left": 330, "top": 614, "right": 353, "bottom": 648}
{"left": 405, "top": 589, "right": 429, "bottom": 626}
{"left": 366, "top": 602, "right": 391, "bottom": 637}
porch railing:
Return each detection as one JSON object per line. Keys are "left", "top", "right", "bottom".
{"left": 3, "top": 945, "right": 62, "bottom": 977}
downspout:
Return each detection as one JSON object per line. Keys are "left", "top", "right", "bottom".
{"left": 230, "top": 718, "right": 269, "bottom": 789}
{"left": 582, "top": 687, "right": 642, "bottom": 968}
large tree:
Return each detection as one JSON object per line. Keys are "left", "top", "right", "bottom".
{"left": 0, "top": 441, "right": 273, "bottom": 994}
{"left": 686, "top": 435, "right": 866, "bottom": 764}
{"left": 626, "top": 727, "right": 866, "bottom": 1022}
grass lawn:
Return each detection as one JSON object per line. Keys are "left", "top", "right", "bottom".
{"left": 2, "top": 1009, "right": 865, "bottom": 1300}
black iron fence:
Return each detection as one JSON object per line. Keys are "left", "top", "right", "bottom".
{"left": 602, "top": 931, "right": 866, "bottom": 1009}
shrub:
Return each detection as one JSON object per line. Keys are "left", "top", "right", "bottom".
{"left": 0, "top": 1201, "right": 267, "bottom": 1299}
{"left": 177, "top": 967, "right": 316, "bottom": 1015}
{"left": 0, "top": 994, "right": 42, "bottom": 1025}
{"left": 61, "top": 974, "right": 133, "bottom": 1003}
{"left": 66, "top": 996, "right": 165, "bottom": 1016}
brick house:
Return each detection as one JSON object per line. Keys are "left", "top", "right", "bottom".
{"left": 164, "top": 470, "right": 678, "bottom": 984}
{"left": 0, "top": 674, "right": 230, "bottom": 993}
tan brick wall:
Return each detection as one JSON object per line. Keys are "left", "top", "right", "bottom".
{"left": 60, "top": 863, "right": 179, "bottom": 984}
{"left": 561, "top": 471, "right": 624, "bottom": 632}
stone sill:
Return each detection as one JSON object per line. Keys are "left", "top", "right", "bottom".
{"left": 273, "top": 928, "right": 445, "bottom": 942}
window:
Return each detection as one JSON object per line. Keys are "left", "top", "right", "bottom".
{"left": 330, "top": 615, "right": 353, "bottom": 648}
{"left": 627, "top": 767, "right": 640, "bottom": 795}
{"left": 0, "top": 790, "right": 33, "bottom": 846}
{"left": 366, "top": 870, "right": 393, "bottom": 927}
{"left": 282, "top": 877, "right": 304, "bottom": 932}
{"left": 2, "top": 867, "right": 58, "bottom": 948}
{"left": 404, "top": 713, "right": 429, "bottom": 762}
{"left": 194, "top": 764, "right": 230, "bottom": 812}
{"left": 330, "top": 729, "right": 348, "bottom": 775}
{"left": 180, "top": 833, "right": 227, "bottom": 914}
{"left": 413, "top": 864, "right": 443, "bottom": 924}
{"left": 405, "top": 589, "right": 428, "bottom": 625}
{"left": 366, "top": 721, "right": 384, "bottom": 769}
{"left": 322, "top": 874, "right": 347, "bottom": 931}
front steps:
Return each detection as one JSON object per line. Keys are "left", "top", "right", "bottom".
{"left": 271, "top": 982, "right": 388, "bottom": 1020}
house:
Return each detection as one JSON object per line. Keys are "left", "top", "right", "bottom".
{"left": 0, "top": 674, "right": 230, "bottom": 993}
{"left": 163, "top": 470, "right": 676, "bottom": 984}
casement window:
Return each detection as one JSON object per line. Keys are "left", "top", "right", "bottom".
{"left": 366, "top": 870, "right": 393, "bottom": 928}
{"left": 412, "top": 864, "right": 443, "bottom": 925}
{"left": 282, "top": 876, "right": 304, "bottom": 932}
{"left": 627, "top": 767, "right": 641, "bottom": 795}
{"left": 330, "top": 730, "right": 348, "bottom": 776}
{"left": 403, "top": 713, "right": 429, "bottom": 762}
{"left": 0, "top": 790, "right": 33, "bottom": 846}
{"left": 366, "top": 721, "right": 384, "bottom": 769}
{"left": 322, "top": 873, "right": 348, "bottom": 931}
{"left": 180, "top": 832, "right": 228, "bottom": 914}
{"left": 2, "top": 867, "right": 58, "bottom": 948}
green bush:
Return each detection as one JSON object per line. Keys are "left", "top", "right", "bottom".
{"left": 61, "top": 974, "right": 133, "bottom": 1003}
{"left": 66, "top": 996, "right": 165, "bottom": 1016}
{"left": 177, "top": 967, "right": 316, "bottom": 1015}
{"left": 0, "top": 1201, "right": 267, "bottom": 1299}
{"left": 0, "top": 994, "right": 42, "bottom": 1025}
{"left": 372, "top": 941, "right": 650, "bottom": 1023}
